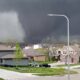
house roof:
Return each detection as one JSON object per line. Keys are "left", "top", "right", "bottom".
{"left": 0, "top": 50, "right": 15, "bottom": 59}
{"left": 0, "top": 45, "right": 15, "bottom": 51}
{"left": 0, "top": 45, "right": 29, "bottom": 59}
{"left": 0, "top": 54, "right": 27, "bottom": 59}
{"left": 23, "top": 48, "right": 45, "bottom": 57}
{"left": 0, "top": 45, "right": 15, "bottom": 59}
{"left": 0, "top": 54, "right": 14, "bottom": 59}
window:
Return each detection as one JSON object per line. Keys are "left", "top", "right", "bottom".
{"left": 58, "top": 51, "right": 61, "bottom": 54}
{"left": 0, "top": 59, "right": 3, "bottom": 63}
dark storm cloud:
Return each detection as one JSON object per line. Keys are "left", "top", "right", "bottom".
{"left": 0, "top": 0, "right": 80, "bottom": 43}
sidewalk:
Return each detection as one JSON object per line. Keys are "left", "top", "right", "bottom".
{"left": 49, "top": 62, "right": 80, "bottom": 69}
{"left": 49, "top": 62, "right": 65, "bottom": 67}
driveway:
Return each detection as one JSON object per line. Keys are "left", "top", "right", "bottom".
{"left": 49, "top": 62, "right": 65, "bottom": 67}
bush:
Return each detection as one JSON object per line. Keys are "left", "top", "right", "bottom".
{"left": 51, "top": 56, "right": 58, "bottom": 61}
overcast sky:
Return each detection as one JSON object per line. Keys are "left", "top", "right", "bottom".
{"left": 0, "top": 0, "right": 80, "bottom": 43}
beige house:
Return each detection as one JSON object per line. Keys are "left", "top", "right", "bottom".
{"left": 23, "top": 48, "right": 47, "bottom": 61}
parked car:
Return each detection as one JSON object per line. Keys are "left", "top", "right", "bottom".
{"left": 39, "top": 64, "right": 51, "bottom": 67}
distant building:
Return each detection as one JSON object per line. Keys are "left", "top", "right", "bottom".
{"left": 33, "top": 44, "right": 42, "bottom": 49}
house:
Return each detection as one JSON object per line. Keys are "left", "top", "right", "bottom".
{"left": 0, "top": 45, "right": 29, "bottom": 66}
{"left": 56, "top": 45, "right": 80, "bottom": 64}
{"left": 48, "top": 44, "right": 80, "bottom": 64}
{"left": 0, "top": 44, "right": 47, "bottom": 66}
{"left": 23, "top": 48, "right": 47, "bottom": 61}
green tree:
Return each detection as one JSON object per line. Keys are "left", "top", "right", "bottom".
{"left": 14, "top": 43, "right": 24, "bottom": 68}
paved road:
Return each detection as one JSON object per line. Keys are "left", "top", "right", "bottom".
{"left": 0, "top": 68, "right": 80, "bottom": 80}
{"left": 0, "top": 69, "right": 37, "bottom": 80}
{"left": 4, "top": 74, "right": 80, "bottom": 80}
{"left": 30, "top": 74, "right": 80, "bottom": 80}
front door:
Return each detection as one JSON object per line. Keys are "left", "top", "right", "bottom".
{"left": 71, "top": 58, "right": 74, "bottom": 63}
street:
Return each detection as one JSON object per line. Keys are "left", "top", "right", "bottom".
{"left": 0, "top": 69, "right": 37, "bottom": 80}
{"left": 5, "top": 74, "right": 80, "bottom": 80}
{"left": 0, "top": 68, "right": 80, "bottom": 80}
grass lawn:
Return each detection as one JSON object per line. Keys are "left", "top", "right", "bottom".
{"left": 36, "top": 61, "right": 56, "bottom": 64}
{"left": 0, "top": 66, "right": 77, "bottom": 76}
{"left": 0, "top": 78, "right": 4, "bottom": 80}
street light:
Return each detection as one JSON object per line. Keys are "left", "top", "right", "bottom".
{"left": 47, "top": 14, "right": 70, "bottom": 80}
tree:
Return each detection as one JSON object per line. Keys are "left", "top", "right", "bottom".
{"left": 14, "top": 42, "right": 24, "bottom": 68}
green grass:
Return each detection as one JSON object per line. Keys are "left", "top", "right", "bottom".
{"left": 34, "top": 68, "right": 77, "bottom": 76}
{"left": 0, "top": 78, "right": 4, "bottom": 80}
{"left": 36, "top": 61, "right": 56, "bottom": 64}
{"left": 0, "top": 66, "right": 77, "bottom": 76}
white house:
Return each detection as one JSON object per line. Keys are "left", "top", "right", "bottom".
{"left": 56, "top": 45, "right": 80, "bottom": 64}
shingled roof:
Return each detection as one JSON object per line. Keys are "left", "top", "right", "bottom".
{"left": 0, "top": 45, "right": 15, "bottom": 51}
{"left": 23, "top": 48, "right": 45, "bottom": 57}
{"left": 0, "top": 45, "right": 15, "bottom": 59}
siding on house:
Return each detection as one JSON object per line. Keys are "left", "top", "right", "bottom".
{"left": 34, "top": 56, "right": 46, "bottom": 61}
{"left": 0, "top": 59, "right": 29, "bottom": 66}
